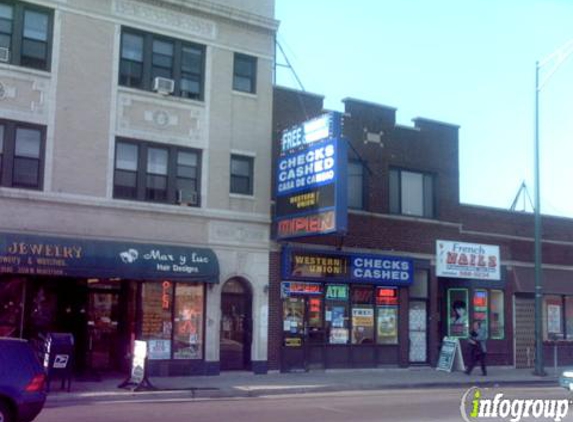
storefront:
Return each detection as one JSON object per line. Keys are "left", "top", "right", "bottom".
{"left": 435, "top": 240, "right": 511, "bottom": 366}
{"left": 0, "top": 232, "right": 219, "bottom": 376}
{"left": 512, "top": 267, "right": 573, "bottom": 367}
{"left": 280, "top": 247, "right": 414, "bottom": 371}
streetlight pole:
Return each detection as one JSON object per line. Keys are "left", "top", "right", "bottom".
{"left": 533, "top": 39, "right": 573, "bottom": 376}
{"left": 533, "top": 60, "right": 544, "bottom": 376}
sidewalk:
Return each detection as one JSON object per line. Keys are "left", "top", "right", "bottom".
{"left": 45, "top": 366, "right": 565, "bottom": 404}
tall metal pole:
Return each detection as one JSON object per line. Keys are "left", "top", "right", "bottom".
{"left": 533, "top": 60, "right": 545, "bottom": 376}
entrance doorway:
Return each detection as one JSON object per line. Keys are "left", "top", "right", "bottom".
{"left": 87, "top": 289, "right": 120, "bottom": 371}
{"left": 514, "top": 295, "right": 535, "bottom": 368}
{"left": 220, "top": 278, "right": 252, "bottom": 371}
{"left": 408, "top": 301, "right": 428, "bottom": 363}
{"left": 281, "top": 294, "right": 325, "bottom": 371}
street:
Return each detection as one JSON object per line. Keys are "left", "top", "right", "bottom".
{"left": 38, "top": 386, "right": 573, "bottom": 422}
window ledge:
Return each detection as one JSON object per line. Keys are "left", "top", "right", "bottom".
{"left": 230, "top": 193, "right": 255, "bottom": 200}
{"left": 232, "top": 90, "right": 257, "bottom": 99}
{"left": 0, "top": 62, "right": 51, "bottom": 78}
{"left": 117, "top": 86, "right": 206, "bottom": 107}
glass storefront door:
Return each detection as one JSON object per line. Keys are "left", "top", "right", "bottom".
{"left": 87, "top": 290, "right": 120, "bottom": 371}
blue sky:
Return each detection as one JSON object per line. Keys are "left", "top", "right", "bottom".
{"left": 274, "top": 0, "right": 573, "bottom": 218}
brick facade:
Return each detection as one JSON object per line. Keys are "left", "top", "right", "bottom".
{"left": 270, "top": 86, "right": 573, "bottom": 370}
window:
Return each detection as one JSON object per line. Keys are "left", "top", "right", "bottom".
{"left": 0, "top": 276, "right": 25, "bottom": 337}
{"left": 389, "top": 168, "right": 434, "bottom": 218}
{"left": 351, "top": 286, "right": 375, "bottom": 344}
{"left": 325, "top": 284, "right": 349, "bottom": 344}
{"left": 447, "top": 288, "right": 469, "bottom": 338}
{"left": 114, "top": 139, "right": 201, "bottom": 205}
{"left": 0, "top": 1, "right": 52, "bottom": 70}
{"left": 490, "top": 290, "right": 504, "bottom": 339}
{"left": 543, "top": 295, "right": 563, "bottom": 340}
{"left": 142, "top": 281, "right": 205, "bottom": 360}
{"left": 230, "top": 154, "right": 254, "bottom": 195}
{"left": 566, "top": 297, "right": 573, "bottom": 340}
{"left": 348, "top": 160, "right": 364, "bottom": 209}
{"left": 173, "top": 284, "right": 204, "bottom": 359}
{"left": 473, "top": 289, "right": 488, "bottom": 337}
{"left": 410, "top": 269, "right": 429, "bottom": 298}
{"left": 119, "top": 28, "right": 205, "bottom": 100}
{"left": 376, "top": 288, "right": 399, "bottom": 345}
{"left": 0, "top": 119, "right": 44, "bottom": 189}
{"left": 233, "top": 53, "right": 257, "bottom": 93}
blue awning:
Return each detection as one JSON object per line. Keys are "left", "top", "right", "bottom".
{"left": 0, "top": 232, "right": 219, "bottom": 283}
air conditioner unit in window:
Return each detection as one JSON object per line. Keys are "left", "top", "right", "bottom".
{"left": 177, "top": 190, "right": 198, "bottom": 206}
{"left": 0, "top": 47, "right": 10, "bottom": 63}
{"left": 153, "top": 77, "right": 175, "bottom": 95}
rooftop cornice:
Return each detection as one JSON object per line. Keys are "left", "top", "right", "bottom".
{"left": 156, "top": 0, "right": 280, "bottom": 32}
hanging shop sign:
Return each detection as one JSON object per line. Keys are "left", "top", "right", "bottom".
{"left": 282, "top": 248, "right": 413, "bottom": 286}
{"left": 436, "top": 240, "right": 500, "bottom": 281}
{"left": 0, "top": 232, "right": 219, "bottom": 282}
{"left": 275, "top": 112, "right": 348, "bottom": 240}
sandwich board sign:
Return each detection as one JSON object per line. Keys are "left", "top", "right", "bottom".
{"left": 436, "top": 336, "right": 465, "bottom": 372}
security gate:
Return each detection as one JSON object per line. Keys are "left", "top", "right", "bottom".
{"left": 514, "top": 296, "right": 535, "bottom": 368}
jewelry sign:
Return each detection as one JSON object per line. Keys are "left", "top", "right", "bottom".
{"left": 436, "top": 240, "right": 500, "bottom": 280}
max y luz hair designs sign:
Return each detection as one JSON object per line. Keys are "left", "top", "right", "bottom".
{"left": 275, "top": 112, "right": 348, "bottom": 239}
{"left": 436, "top": 240, "right": 500, "bottom": 280}
{"left": 0, "top": 232, "right": 219, "bottom": 282}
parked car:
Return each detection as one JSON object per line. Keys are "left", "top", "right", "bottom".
{"left": 559, "top": 368, "right": 573, "bottom": 391}
{"left": 0, "top": 338, "right": 47, "bottom": 422}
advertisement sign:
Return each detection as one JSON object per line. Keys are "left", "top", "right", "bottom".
{"left": 436, "top": 240, "right": 500, "bottom": 280}
{"left": 0, "top": 232, "right": 219, "bottom": 282}
{"left": 281, "top": 282, "right": 323, "bottom": 298}
{"left": 282, "top": 248, "right": 414, "bottom": 286}
{"left": 275, "top": 112, "right": 348, "bottom": 240}
{"left": 437, "top": 337, "right": 465, "bottom": 372}
{"left": 131, "top": 340, "right": 147, "bottom": 384}
{"left": 548, "top": 304, "right": 562, "bottom": 334}
{"left": 147, "top": 339, "right": 171, "bottom": 360}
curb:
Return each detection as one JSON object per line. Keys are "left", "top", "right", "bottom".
{"left": 45, "top": 378, "right": 560, "bottom": 405}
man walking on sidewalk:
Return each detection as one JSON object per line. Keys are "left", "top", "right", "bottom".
{"left": 465, "top": 320, "right": 487, "bottom": 376}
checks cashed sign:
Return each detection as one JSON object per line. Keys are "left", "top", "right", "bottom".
{"left": 436, "top": 240, "right": 500, "bottom": 280}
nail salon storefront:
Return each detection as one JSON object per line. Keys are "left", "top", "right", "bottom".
{"left": 0, "top": 232, "right": 219, "bottom": 376}
{"left": 280, "top": 248, "right": 414, "bottom": 371}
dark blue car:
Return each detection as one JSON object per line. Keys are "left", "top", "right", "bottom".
{"left": 0, "top": 338, "right": 47, "bottom": 422}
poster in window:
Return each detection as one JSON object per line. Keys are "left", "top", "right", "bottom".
{"left": 547, "top": 304, "right": 562, "bottom": 335}
{"left": 352, "top": 307, "right": 374, "bottom": 344}
{"left": 173, "top": 284, "right": 203, "bottom": 359}
{"left": 377, "top": 306, "right": 398, "bottom": 344}
{"left": 448, "top": 289, "right": 469, "bottom": 338}
{"left": 331, "top": 306, "right": 346, "bottom": 328}
{"left": 147, "top": 339, "right": 171, "bottom": 360}
{"left": 329, "top": 328, "right": 349, "bottom": 344}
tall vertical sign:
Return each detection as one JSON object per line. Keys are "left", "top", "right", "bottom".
{"left": 275, "top": 112, "right": 348, "bottom": 239}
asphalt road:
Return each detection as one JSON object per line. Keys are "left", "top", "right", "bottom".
{"left": 38, "top": 386, "right": 573, "bottom": 422}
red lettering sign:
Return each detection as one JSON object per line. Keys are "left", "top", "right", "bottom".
{"left": 277, "top": 211, "right": 336, "bottom": 238}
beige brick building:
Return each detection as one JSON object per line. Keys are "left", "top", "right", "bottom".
{"left": 0, "top": 0, "right": 278, "bottom": 376}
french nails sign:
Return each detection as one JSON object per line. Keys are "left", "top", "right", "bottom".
{"left": 275, "top": 112, "right": 348, "bottom": 240}
{"left": 436, "top": 240, "right": 500, "bottom": 280}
